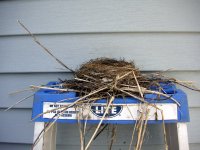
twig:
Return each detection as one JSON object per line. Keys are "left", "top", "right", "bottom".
{"left": 138, "top": 106, "right": 149, "bottom": 150}
{"left": 128, "top": 122, "right": 137, "bottom": 150}
{"left": 174, "top": 81, "right": 200, "bottom": 92}
{"left": 83, "top": 74, "right": 97, "bottom": 81}
{"left": 120, "top": 87, "right": 180, "bottom": 106}
{"left": 132, "top": 71, "right": 143, "bottom": 98}
{"left": 74, "top": 77, "right": 94, "bottom": 83}
{"left": 85, "top": 96, "right": 115, "bottom": 150}
{"left": 93, "top": 124, "right": 108, "bottom": 140}
{"left": 127, "top": 98, "right": 140, "bottom": 150}
{"left": 18, "top": 20, "right": 75, "bottom": 73}
{"left": 118, "top": 71, "right": 133, "bottom": 80}
{"left": 109, "top": 125, "right": 117, "bottom": 150}
{"left": 4, "top": 94, "right": 33, "bottom": 111}
{"left": 161, "top": 110, "right": 168, "bottom": 150}
{"left": 116, "top": 88, "right": 147, "bottom": 104}
{"left": 135, "top": 112, "right": 144, "bottom": 150}
{"left": 30, "top": 85, "right": 78, "bottom": 92}
{"left": 9, "top": 87, "right": 34, "bottom": 95}
{"left": 77, "top": 107, "right": 84, "bottom": 150}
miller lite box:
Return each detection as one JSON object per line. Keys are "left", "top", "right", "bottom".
{"left": 32, "top": 82, "right": 189, "bottom": 124}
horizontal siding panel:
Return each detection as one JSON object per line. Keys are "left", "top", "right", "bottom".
{"left": 0, "top": 109, "right": 34, "bottom": 144}
{"left": 188, "top": 108, "right": 200, "bottom": 144}
{"left": 1, "top": 33, "right": 200, "bottom": 72}
{"left": 0, "top": 0, "right": 200, "bottom": 35}
{"left": 190, "top": 144, "right": 200, "bottom": 150}
{"left": 0, "top": 71, "right": 199, "bottom": 108}
{"left": 0, "top": 143, "right": 31, "bottom": 150}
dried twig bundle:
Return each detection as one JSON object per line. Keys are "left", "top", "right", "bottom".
{"left": 62, "top": 58, "right": 147, "bottom": 97}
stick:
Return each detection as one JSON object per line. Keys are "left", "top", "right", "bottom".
{"left": 120, "top": 87, "right": 180, "bottom": 106}
{"left": 135, "top": 113, "right": 144, "bottom": 150}
{"left": 161, "top": 110, "right": 168, "bottom": 150}
{"left": 77, "top": 107, "right": 84, "bottom": 150}
{"left": 128, "top": 122, "right": 137, "bottom": 150}
{"left": 93, "top": 124, "right": 108, "bottom": 140}
{"left": 74, "top": 77, "right": 94, "bottom": 83}
{"left": 132, "top": 71, "right": 143, "bottom": 98}
{"left": 116, "top": 88, "right": 147, "bottom": 104}
{"left": 118, "top": 71, "right": 133, "bottom": 80}
{"left": 18, "top": 20, "right": 75, "bottom": 73}
{"left": 9, "top": 87, "right": 34, "bottom": 95}
{"left": 4, "top": 94, "right": 33, "bottom": 111}
{"left": 30, "top": 85, "right": 78, "bottom": 92}
{"left": 109, "top": 125, "right": 117, "bottom": 150}
{"left": 138, "top": 106, "right": 149, "bottom": 150}
{"left": 85, "top": 96, "right": 115, "bottom": 150}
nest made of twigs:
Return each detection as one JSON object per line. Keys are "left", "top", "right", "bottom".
{"left": 61, "top": 58, "right": 170, "bottom": 99}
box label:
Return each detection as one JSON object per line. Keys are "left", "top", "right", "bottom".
{"left": 43, "top": 102, "right": 178, "bottom": 121}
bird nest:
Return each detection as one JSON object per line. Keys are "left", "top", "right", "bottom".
{"left": 60, "top": 58, "right": 179, "bottom": 105}
{"left": 64, "top": 58, "right": 145, "bottom": 97}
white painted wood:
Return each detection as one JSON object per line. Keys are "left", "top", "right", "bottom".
{"left": 177, "top": 123, "right": 189, "bottom": 150}
{"left": 33, "top": 122, "right": 56, "bottom": 150}
{"left": 33, "top": 122, "right": 44, "bottom": 150}
{"left": 1, "top": 33, "right": 200, "bottom": 72}
{"left": 1, "top": 0, "right": 200, "bottom": 35}
{"left": 43, "top": 123, "right": 57, "bottom": 150}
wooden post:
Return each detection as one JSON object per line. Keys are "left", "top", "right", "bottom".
{"left": 177, "top": 123, "right": 189, "bottom": 150}
{"left": 43, "top": 123, "right": 57, "bottom": 150}
{"left": 33, "top": 122, "right": 57, "bottom": 150}
{"left": 33, "top": 122, "right": 45, "bottom": 150}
